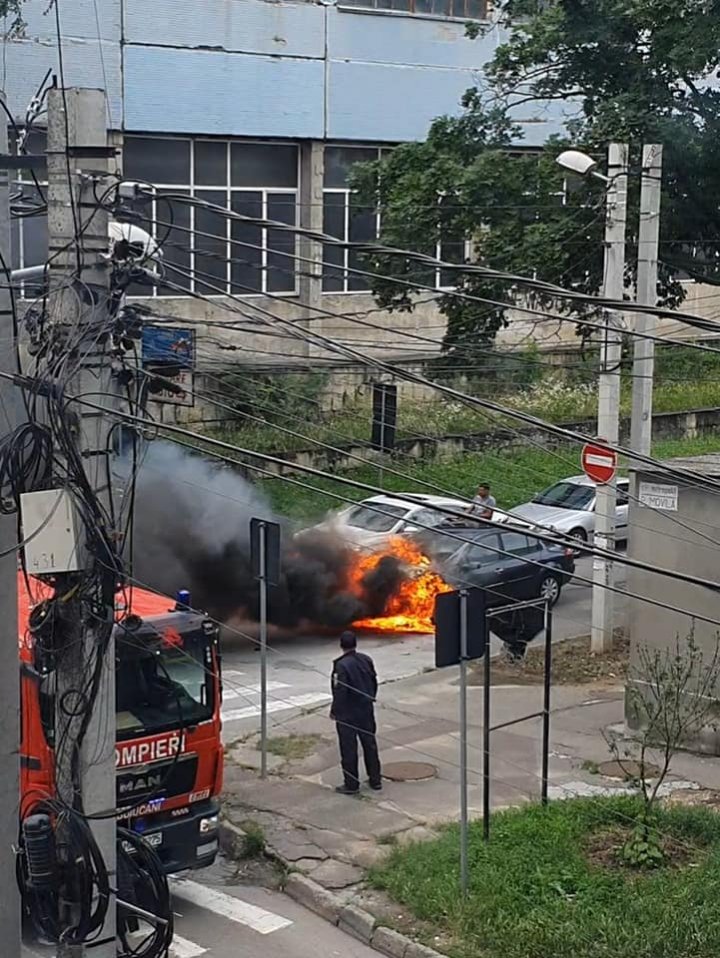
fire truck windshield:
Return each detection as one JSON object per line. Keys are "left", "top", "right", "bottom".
{"left": 116, "top": 630, "right": 214, "bottom": 740}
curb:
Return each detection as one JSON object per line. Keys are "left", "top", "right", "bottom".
{"left": 218, "top": 820, "right": 446, "bottom": 958}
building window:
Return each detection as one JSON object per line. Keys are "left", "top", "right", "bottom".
{"left": 123, "top": 136, "right": 299, "bottom": 297}
{"left": 9, "top": 127, "right": 48, "bottom": 294}
{"left": 322, "top": 147, "right": 470, "bottom": 294}
{"left": 323, "top": 146, "right": 384, "bottom": 294}
{"left": 338, "top": 0, "right": 487, "bottom": 19}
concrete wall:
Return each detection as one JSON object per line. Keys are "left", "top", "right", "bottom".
{"left": 625, "top": 458, "right": 720, "bottom": 753}
{"left": 5, "top": 0, "right": 570, "bottom": 143}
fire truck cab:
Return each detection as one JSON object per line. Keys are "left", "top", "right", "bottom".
{"left": 19, "top": 578, "right": 224, "bottom": 874}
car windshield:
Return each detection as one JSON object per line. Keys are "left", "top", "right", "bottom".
{"left": 116, "top": 630, "right": 214, "bottom": 740}
{"left": 533, "top": 482, "right": 594, "bottom": 510}
{"left": 344, "top": 503, "right": 407, "bottom": 532}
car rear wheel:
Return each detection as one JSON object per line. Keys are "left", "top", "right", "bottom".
{"left": 569, "top": 527, "right": 587, "bottom": 543}
{"left": 538, "top": 572, "right": 561, "bottom": 607}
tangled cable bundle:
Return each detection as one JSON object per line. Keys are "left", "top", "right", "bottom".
{"left": 117, "top": 828, "right": 174, "bottom": 958}
{"left": 18, "top": 799, "right": 110, "bottom": 948}
{"left": 0, "top": 423, "right": 53, "bottom": 514}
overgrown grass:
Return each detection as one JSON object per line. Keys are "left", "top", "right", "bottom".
{"left": 238, "top": 819, "right": 266, "bottom": 859}
{"left": 370, "top": 796, "right": 720, "bottom": 958}
{"left": 209, "top": 363, "right": 720, "bottom": 456}
{"left": 260, "top": 433, "right": 720, "bottom": 521}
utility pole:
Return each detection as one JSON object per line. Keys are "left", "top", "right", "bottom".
{"left": 0, "top": 94, "right": 22, "bottom": 958}
{"left": 591, "top": 143, "right": 628, "bottom": 653}
{"left": 630, "top": 145, "right": 663, "bottom": 457}
{"left": 47, "top": 88, "right": 117, "bottom": 958}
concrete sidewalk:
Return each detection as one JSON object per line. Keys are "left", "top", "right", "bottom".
{"left": 221, "top": 665, "right": 720, "bottom": 894}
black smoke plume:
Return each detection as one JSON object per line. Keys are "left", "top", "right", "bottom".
{"left": 123, "top": 442, "right": 406, "bottom": 629}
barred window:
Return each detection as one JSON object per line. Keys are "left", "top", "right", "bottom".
{"left": 123, "top": 136, "right": 299, "bottom": 298}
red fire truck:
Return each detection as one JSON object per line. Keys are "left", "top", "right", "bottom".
{"left": 18, "top": 576, "right": 224, "bottom": 873}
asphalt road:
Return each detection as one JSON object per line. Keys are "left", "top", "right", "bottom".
{"left": 218, "top": 555, "right": 627, "bottom": 743}
{"left": 165, "top": 864, "right": 376, "bottom": 958}
{"left": 23, "top": 857, "right": 376, "bottom": 958}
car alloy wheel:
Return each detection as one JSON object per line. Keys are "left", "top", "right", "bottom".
{"left": 539, "top": 574, "right": 561, "bottom": 606}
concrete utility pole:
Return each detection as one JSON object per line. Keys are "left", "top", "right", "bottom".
{"left": 47, "top": 87, "right": 117, "bottom": 958}
{"left": 630, "top": 145, "right": 663, "bottom": 457}
{"left": 298, "top": 142, "right": 324, "bottom": 363}
{"left": 591, "top": 143, "right": 629, "bottom": 653}
{"left": 0, "top": 94, "right": 22, "bottom": 958}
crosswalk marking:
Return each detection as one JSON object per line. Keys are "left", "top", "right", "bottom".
{"left": 129, "top": 929, "right": 207, "bottom": 958}
{"left": 222, "top": 691, "right": 331, "bottom": 724}
{"left": 222, "top": 680, "right": 290, "bottom": 701}
{"left": 170, "top": 934, "right": 208, "bottom": 958}
{"left": 171, "top": 878, "right": 293, "bottom": 935}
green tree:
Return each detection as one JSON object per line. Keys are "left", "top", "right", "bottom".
{"left": 353, "top": 0, "right": 720, "bottom": 364}
{"left": 1, "top": 0, "right": 26, "bottom": 33}
{"left": 490, "top": 0, "right": 720, "bottom": 284}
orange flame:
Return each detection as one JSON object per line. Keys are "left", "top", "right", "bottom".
{"left": 348, "top": 537, "right": 451, "bottom": 634}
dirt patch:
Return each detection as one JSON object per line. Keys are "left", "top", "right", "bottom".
{"left": 262, "top": 733, "right": 325, "bottom": 761}
{"left": 473, "top": 632, "right": 629, "bottom": 686}
{"left": 597, "top": 759, "right": 661, "bottom": 781}
{"left": 585, "top": 825, "right": 696, "bottom": 872}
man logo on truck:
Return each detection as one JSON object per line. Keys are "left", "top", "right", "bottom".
{"left": 118, "top": 772, "right": 164, "bottom": 796}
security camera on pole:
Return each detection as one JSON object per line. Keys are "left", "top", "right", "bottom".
{"left": 557, "top": 144, "right": 629, "bottom": 653}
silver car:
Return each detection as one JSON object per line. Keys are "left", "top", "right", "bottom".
{"left": 508, "top": 474, "right": 629, "bottom": 543}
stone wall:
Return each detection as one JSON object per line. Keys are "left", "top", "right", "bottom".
{"left": 227, "top": 406, "right": 720, "bottom": 478}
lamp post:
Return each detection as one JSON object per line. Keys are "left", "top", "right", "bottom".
{"left": 557, "top": 144, "right": 629, "bottom": 652}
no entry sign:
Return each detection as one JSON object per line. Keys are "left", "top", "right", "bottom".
{"left": 581, "top": 442, "right": 617, "bottom": 484}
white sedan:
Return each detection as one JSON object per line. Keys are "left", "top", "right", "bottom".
{"left": 508, "top": 474, "right": 629, "bottom": 543}
{"left": 303, "top": 493, "right": 470, "bottom": 551}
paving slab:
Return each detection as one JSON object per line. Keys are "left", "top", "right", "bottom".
{"left": 310, "top": 859, "right": 366, "bottom": 889}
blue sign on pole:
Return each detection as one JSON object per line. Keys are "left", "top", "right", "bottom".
{"left": 141, "top": 326, "right": 195, "bottom": 367}
{"left": 142, "top": 326, "right": 196, "bottom": 406}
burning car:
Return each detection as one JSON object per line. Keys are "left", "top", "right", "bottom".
{"left": 305, "top": 493, "right": 470, "bottom": 552}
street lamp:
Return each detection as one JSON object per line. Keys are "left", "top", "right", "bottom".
{"left": 557, "top": 144, "right": 629, "bottom": 653}
{"left": 556, "top": 149, "right": 606, "bottom": 182}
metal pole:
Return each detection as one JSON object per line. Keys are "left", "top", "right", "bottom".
{"left": 630, "top": 145, "right": 663, "bottom": 458}
{"left": 47, "top": 88, "right": 116, "bottom": 958}
{"left": 0, "top": 93, "right": 22, "bottom": 958}
{"left": 458, "top": 590, "right": 468, "bottom": 895}
{"left": 259, "top": 521, "right": 268, "bottom": 778}
{"left": 541, "top": 603, "right": 553, "bottom": 806}
{"left": 482, "top": 626, "right": 491, "bottom": 842}
{"left": 591, "top": 143, "right": 628, "bottom": 654}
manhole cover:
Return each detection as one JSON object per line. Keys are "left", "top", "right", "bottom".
{"left": 383, "top": 761, "right": 437, "bottom": 782}
{"left": 597, "top": 759, "right": 660, "bottom": 781}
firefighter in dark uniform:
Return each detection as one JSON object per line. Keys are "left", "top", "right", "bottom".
{"left": 330, "top": 631, "right": 382, "bottom": 795}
